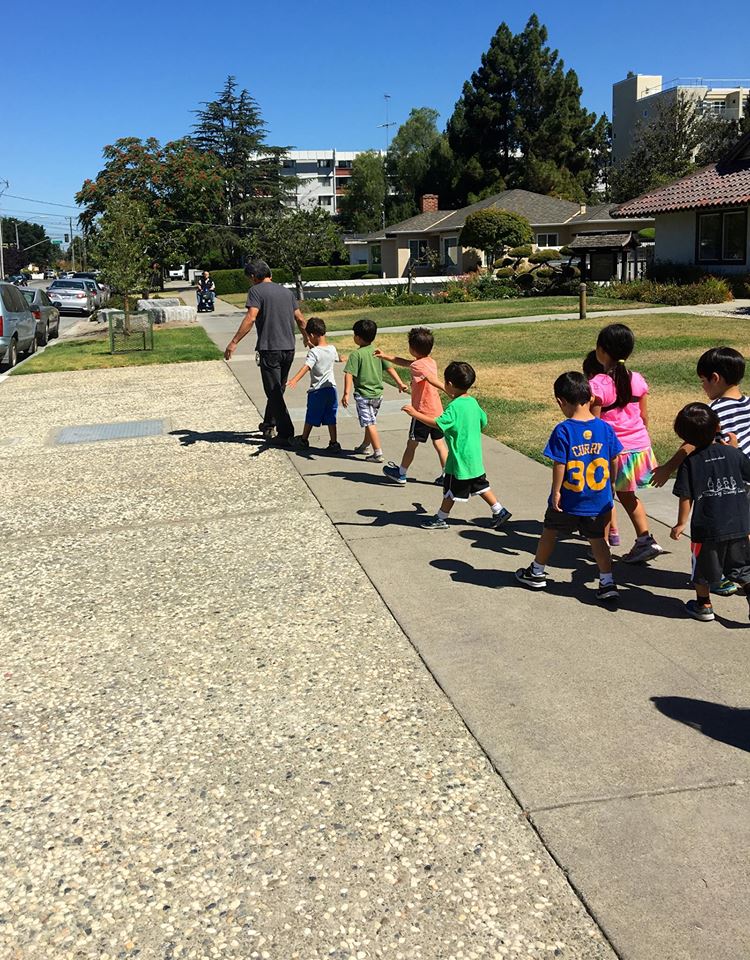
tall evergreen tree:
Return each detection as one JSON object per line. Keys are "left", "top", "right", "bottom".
{"left": 445, "top": 16, "right": 606, "bottom": 204}
{"left": 192, "top": 76, "right": 292, "bottom": 262}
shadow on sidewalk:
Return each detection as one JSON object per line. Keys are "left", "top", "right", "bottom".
{"left": 171, "top": 429, "right": 265, "bottom": 447}
{"left": 312, "top": 470, "right": 434, "bottom": 488}
{"left": 337, "top": 503, "right": 430, "bottom": 529}
{"left": 651, "top": 696, "right": 750, "bottom": 753}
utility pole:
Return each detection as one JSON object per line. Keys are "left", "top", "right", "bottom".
{"left": 69, "top": 216, "right": 75, "bottom": 271}
{"left": 378, "top": 95, "right": 397, "bottom": 230}
{"left": 0, "top": 178, "right": 8, "bottom": 280}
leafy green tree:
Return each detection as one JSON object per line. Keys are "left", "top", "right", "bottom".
{"left": 460, "top": 209, "right": 533, "bottom": 267}
{"left": 250, "top": 208, "right": 345, "bottom": 300}
{"left": 610, "top": 94, "right": 701, "bottom": 202}
{"left": 192, "top": 76, "right": 292, "bottom": 262}
{"left": 445, "top": 16, "right": 606, "bottom": 204}
{"left": 96, "top": 196, "right": 154, "bottom": 329}
{"left": 338, "top": 151, "right": 387, "bottom": 232}
{"left": 1, "top": 218, "right": 54, "bottom": 270}
{"left": 386, "top": 107, "right": 441, "bottom": 214}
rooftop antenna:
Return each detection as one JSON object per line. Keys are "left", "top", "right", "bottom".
{"left": 378, "top": 94, "right": 396, "bottom": 151}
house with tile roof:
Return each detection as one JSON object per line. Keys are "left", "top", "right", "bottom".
{"left": 613, "top": 131, "right": 750, "bottom": 273}
{"left": 363, "top": 190, "right": 653, "bottom": 279}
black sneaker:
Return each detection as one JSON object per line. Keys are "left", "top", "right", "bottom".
{"left": 515, "top": 565, "right": 546, "bottom": 590}
{"left": 685, "top": 599, "right": 715, "bottom": 622}
{"left": 421, "top": 514, "right": 449, "bottom": 530}
{"left": 596, "top": 581, "right": 619, "bottom": 602}
{"left": 327, "top": 441, "right": 342, "bottom": 453}
{"left": 492, "top": 506, "right": 512, "bottom": 529}
{"left": 294, "top": 436, "right": 310, "bottom": 448}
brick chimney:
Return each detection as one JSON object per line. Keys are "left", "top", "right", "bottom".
{"left": 420, "top": 194, "right": 439, "bottom": 213}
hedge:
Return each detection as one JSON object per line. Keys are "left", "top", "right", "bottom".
{"left": 211, "top": 264, "right": 372, "bottom": 295}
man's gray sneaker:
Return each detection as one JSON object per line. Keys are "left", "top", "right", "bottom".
{"left": 515, "top": 565, "right": 547, "bottom": 590}
{"left": 621, "top": 535, "right": 664, "bottom": 564}
{"left": 383, "top": 462, "right": 406, "bottom": 484}
{"left": 421, "top": 515, "right": 449, "bottom": 530}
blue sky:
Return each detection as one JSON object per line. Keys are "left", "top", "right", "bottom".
{"left": 2, "top": 0, "right": 748, "bottom": 237}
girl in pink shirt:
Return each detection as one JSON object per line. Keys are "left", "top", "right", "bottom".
{"left": 589, "top": 323, "right": 664, "bottom": 564}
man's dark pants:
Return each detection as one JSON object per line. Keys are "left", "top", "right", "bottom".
{"left": 259, "top": 350, "right": 295, "bottom": 439}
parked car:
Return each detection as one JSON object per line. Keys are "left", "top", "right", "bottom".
{"left": 72, "top": 272, "right": 110, "bottom": 304}
{"left": 168, "top": 265, "right": 185, "bottom": 280}
{"left": 21, "top": 288, "right": 60, "bottom": 345}
{"left": 0, "top": 281, "right": 37, "bottom": 368}
{"left": 47, "top": 279, "right": 95, "bottom": 316}
{"left": 44, "top": 270, "right": 57, "bottom": 280}
{"left": 9, "top": 274, "right": 28, "bottom": 287}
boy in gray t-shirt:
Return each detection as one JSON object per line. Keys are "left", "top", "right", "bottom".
{"left": 287, "top": 317, "right": 341, "bottom": 451}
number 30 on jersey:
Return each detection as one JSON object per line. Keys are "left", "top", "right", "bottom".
{"left": 562, "top": 457, "right": 609, "bottom": 493}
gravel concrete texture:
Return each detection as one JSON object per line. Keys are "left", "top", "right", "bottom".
{"left": 0, "top": 361, "right": 615, "bottom": 960}
{"left": 205, "top": 303, "right": 750, "bottom": 960}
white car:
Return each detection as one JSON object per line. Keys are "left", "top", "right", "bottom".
{"left": 47, "top": 279, "right": 96, "bottom": 316}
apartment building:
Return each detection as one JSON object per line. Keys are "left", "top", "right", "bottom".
{"left": 612, "top": 74, "right": 750, "bottom": 163}
{"left": 280, "top": 149, "right": 384, "bottom": 214}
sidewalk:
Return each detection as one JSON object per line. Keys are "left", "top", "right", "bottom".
{"left": 0, "top": 359, "right": 615, "bottom": 958}
{"left": 204, "top": 295, "right": 750, "bottom": 960}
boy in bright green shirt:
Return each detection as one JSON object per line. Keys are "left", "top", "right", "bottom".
{"left": 402, "top": 360, "right": 511, "bottom": 530}
{"left": 342, "top": 317, "right": 406, "bottom": 462}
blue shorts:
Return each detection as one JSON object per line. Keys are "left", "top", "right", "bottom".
{"left": 305, "top": 385, "right": 338, "bottom": 427}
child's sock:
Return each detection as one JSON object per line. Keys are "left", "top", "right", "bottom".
{"left": 600, "top": 572, "right": 614, "bottom": 586}
{"left": 531, "top": 561, "right": 545, "bottom": 576}
{"left": 398, "top": 466, "right": 407, "bottom": 478}
{"left": 635, "top": 531, "right": 651, "bottom": 542}
{"left": 437, "top": 509, "right": 449, "bottom": 520}
{"left": 490, "top": 502, "right": 504, "bottom": 515}
{"left": 374, "top": 448, "right": 383, "bottom": 457}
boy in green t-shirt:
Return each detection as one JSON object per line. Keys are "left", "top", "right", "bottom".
{"left": 342, "top": 317, "right": 406, "bottom": 463}
{"left": 402, "top": 361, "right": 511, "bottom": 530}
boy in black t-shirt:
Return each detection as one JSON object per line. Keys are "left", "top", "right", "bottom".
{"left": 671, "top": 402, "right": 750, "bottom": 622}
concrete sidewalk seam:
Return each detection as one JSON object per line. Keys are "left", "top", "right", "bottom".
{"left": 527, "top": 777, "right": 749, "bottom": 814}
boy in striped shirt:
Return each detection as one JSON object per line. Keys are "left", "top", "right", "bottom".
{"left": 652, "top": 347, "right": 750, "bottom": 594}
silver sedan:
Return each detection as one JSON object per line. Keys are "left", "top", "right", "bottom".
{"left": 47, "top": 279, "right": 95, "bottom": 316}
{"left": 21, "top": 288, "right": 61, "bottom": 345}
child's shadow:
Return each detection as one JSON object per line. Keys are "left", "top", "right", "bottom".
{"left": 431, "top": 558, "right": 519, "bottom": 589}
{"left": 338, "top": 503, "right": 429, "bottom": 529}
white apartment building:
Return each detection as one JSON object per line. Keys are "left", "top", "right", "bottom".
{"left": 612, "top": 74, "right": 750, "bottom": 163}
{"left": 280, "top": 149, "right": 384, "bottom": 214}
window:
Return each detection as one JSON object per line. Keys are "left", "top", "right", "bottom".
{"left": 409, "top": 239, "right": 430, "bottom": 262}
{"left": 318, "top": 196, "right": 332, "bottom": 206}
{"left": 282, "top": 159, "right": 296, "bottom": 169}
{"left": 443, "top": 237, "right": 458, "bottom": 266}
{"left": 536, "top": 233, "right": 559, "bottom": 247}
{"left": 697, "top": 209, "right": 747, "bottom": 264}
{"left": 337, "top": 160, "right": 353, "bottom": 169}
{"left": 370, "top": 244, "right": 382, "bottom": 266}
{"left": 317, "top": 159, "right": 332, "bottom": 169}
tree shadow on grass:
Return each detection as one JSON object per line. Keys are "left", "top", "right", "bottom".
{"left": 651, "top": 696, "right": 750, "bottom": 753}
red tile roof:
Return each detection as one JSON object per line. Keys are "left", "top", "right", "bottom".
{"left": 614, "top": 160, "right": 750, "bottom": 217}
{"left": 614, "top": 133, "right": 750, "bottom": 217}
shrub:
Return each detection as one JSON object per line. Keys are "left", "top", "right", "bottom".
{"left": 606, "top": 277, "right": 732, "bottom": 305}
{"left": 638, "top": 227, "right": 656, "bottom": 241}
{"left": 535, "top": 267, "right": 556, "bottom": 279}
{"left": 361, "top": 273, "right": 379, "bottom": 280}
{"left": 495, "top": 267, "right": 515, "bottom": 278}
{"left": 438, "top": 284, "right": 473, "bottom": 303}
{"left": 559, "top": 246, "right": 575, "bottom": 258}
{"left": 211, "top": 269, "right": 250, "bottom": 296}
{"left": 514, "top": 272, "right": 535, "bottom": 290}
{"left": 467, "top": 274, "right": 519, "bottom": 301}
{"left": 529, "top": 249, "right": 559, "bottom": 265}
{"left": 561, "top": 264, "right": 581, "bottom": 279}
{"left": 509, "top": 245, "right": 533, "bottom": 258}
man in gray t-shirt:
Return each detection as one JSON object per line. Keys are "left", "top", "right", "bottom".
{"left": 224, "top": 260, "right": 307, "bottom": 443}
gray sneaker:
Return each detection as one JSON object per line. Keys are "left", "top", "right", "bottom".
{"left": 365, "top": 451, "right": 384, "bottom": 463}
{"left": 353, "top": 441, "right": 371, "bottom": 454}
{"left": 421, "top": 515, "right": 449, "bottom": 530}
{"left": 621, "top": 535, "right": 664, "bottom": 564}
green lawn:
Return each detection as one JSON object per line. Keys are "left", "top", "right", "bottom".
{"left": 13, "top": 327, "right": 222, "bottom": 375}
{"left": 220, "top": 293, "right": 648, "bottom": 329}
{"left": 375, "top": 312, "right": 750, "bottom": 466}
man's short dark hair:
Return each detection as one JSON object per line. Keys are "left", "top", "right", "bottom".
{"left": 444, "top": 361, "right": 476, "bottom": 391}
{"left": 554, "top": 371, "right": 592, "bottom": 405}
{"left": 244, "top": 259, "right": 272, "bottom": 281}
{"left": 353, "top": 317, "right": 377, "bottom": 344}
{"left": 696, "top": 347, "right": 745, "bottom": 386}
{"left": 305, "top": 316, "right": 326, "bottom": 337}
{"left": 408, "top": 326, "right": 434, "bottom": 356}
{"left": 674, "top": 402, "right": 720, "bottom": 449}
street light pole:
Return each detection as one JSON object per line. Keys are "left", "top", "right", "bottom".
{"left": 69, "top": 216, "right": 75, "bottom": 271}
{"left": 0, "top": 178, "right": 8, "bottom": 280}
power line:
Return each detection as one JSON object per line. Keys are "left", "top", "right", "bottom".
{"left": 4, "top": 193, "right": 79, "bottom": 210}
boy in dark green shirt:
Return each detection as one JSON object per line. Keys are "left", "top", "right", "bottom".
{"left": 403, "top": 360, "right": 511, "bottom": 530}
{"left": 342, "top": 317, "right": 406, "bottom": 462}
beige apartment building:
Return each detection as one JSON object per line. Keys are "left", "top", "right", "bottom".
{"left": 612, "top": 74, "right": 750, "bottom": 164}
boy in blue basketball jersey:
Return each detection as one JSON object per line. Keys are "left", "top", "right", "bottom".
{"left": 517, "top": 372, "right": 623, "bottom": 602}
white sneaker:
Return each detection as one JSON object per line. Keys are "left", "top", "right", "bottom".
{"left": 621, "top": 535, "right": 664, "bottom": 564}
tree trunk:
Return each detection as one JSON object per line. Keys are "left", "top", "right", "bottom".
{"left": 296, "top": 273, "right": 304, "bottom": 301}
{"left": 123, "top": 293, "right": 131, "bottom": 336}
